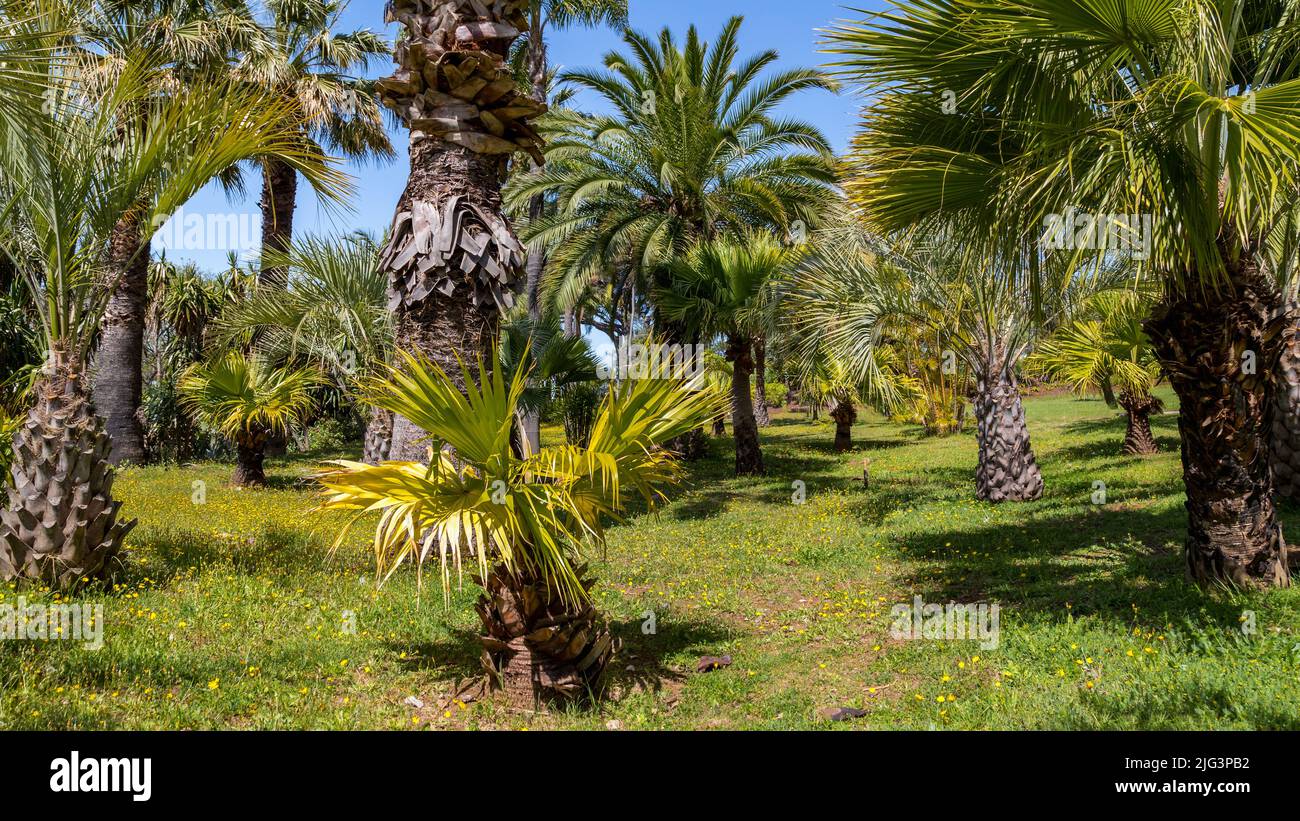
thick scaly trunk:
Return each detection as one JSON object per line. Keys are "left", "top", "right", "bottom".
{"left": 377, "top": 1, "right": 536, "bottom": 462}
{"left": 1119, "top": 391, "right": 1162, "bottom": 456}
{"left": 385, "top": 142, "right": 508, "bottom": 461}
{"left": 972, "top": 355, "right": 1043, "bottom": 503}
{"left": 259, "top": 157, "right": 297, "bottom": 288}
{"left": 1145, "top": 259, "right": 1290, "bottom": 589}
{"left": 727, "top": 333, "right": 764, "bottom": 476}
{"left": 476, "top": 563, "right": 616, "bottom": 705}
{"left": 754, "top": 335, "right": 770, "bottom": 427}
{"left": 94, "top": 212, "right": 149, "bottom": 466}
{"left": 831, "top": 399, "right": 856, "bottom": 452}
{"left": 1, "top": 348, "right": 136, "bottom": 590}
{"left": 232, "top": 428, "right": 269, "bottom": 488}
{"left": 1270, "top": 299, "right": 1300, "bottom": 498}
{"left": 362, "top": 405, "right": 394, "bottom": 465}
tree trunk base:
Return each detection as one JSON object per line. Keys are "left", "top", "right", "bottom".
{"left": 1120, "top": 392, "right": 1163, "bottom": 456}
{"left": 974, "top": 369, "right": 1043, "bottom": 503}
{"left": 476, "top": 566, "right": 617, "bottom": 706}
{"left": 1145, "top": 261, "right": 1292, "bottom": 590}
{"left": 831, "top": 400, "right": 857, "bottom": 453}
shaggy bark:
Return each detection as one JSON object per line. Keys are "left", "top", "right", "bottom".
{"left": 727, "top": 334, "right": 764, "bottom": 476}
{"left": 1270, "top": 298, "right": 1300, "bottom": 498}
{"left": 362, "top": 406, "right": 394, "bottom": 465}
{"left": 259, "top": 157, "right": 298, "bottom": 288}
{"left": 972, "top": 359, "right": 1044, "bottom": 503}
{"left": 1119, "top": 391, "right": 1163, "bottom": 456}
{"left": 1145, "top": 260, "right": 1291, "bottom": 589}
{"left": 476, "top": 564, "right": 616, "bottom": 705}
{"left": 94, "top": 212, "right": 150, "bottom": 465}
{"left": 831, "top": 399, "right": 856, "bottom": 452}
{"left": 233, "top": 428, "right": 269, "bottom": 488}
{"left": 377, "top": 1, "right": 536, "bottom": 462}
{"left": 1, "top": 349, "right": 136, "bottom": 590}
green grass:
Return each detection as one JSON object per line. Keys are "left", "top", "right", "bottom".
{"left": 4, "top": 389, "right": 1300, "bottom": 729}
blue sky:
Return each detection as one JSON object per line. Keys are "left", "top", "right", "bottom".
{"left": 171, "top": 0, "right": 886, "bottom": 275}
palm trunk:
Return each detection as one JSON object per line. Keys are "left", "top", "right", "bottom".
{"left": 378, "top": 1, "right": 536, "bottom": 463}
{"left": 1099, "top": 376, "right": 1118, "bottom": 408}
{"left": 385, "top": 140, "right": 511, "bottom": 461}
{"left": 1270, "top": 299, "right": 1300, "bottom": 498}
{"left": 232, "top": 428, "right": 268, "bottom": 488}
{"left": 1, "top": 348, "right": 136, "bottom": 590}
{"left": 94, "top": 212, "right": 149, "bottom": 465}
{"left": 1145, "top": 260, "right": 1291, "bottom": 588}
{"left": 972, "top": 358, "right": 1044, "bottom": 503}
{"left": 517, "top": 32, "right": 549, "bottom": 459}
{"left": 258, "top": 157, "right": 298, "bottom": 288}
{"left": 727, "top": 333, "right": 764, "bottom": 476}
{"left": 754, "top": 335, "right": 770, "bottom": 427}
{"left": 831, "top": 399, "right": 857, "bottom": 452}
{"left": 476, "top": 563, "right": 616, "bottom": 705}
{"left": 1119, "top": 391, "right": 1162, "bottom": 456}
{"left": 362, "top": 406, "right": 393, "bottom": 465}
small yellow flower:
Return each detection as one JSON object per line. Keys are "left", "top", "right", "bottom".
{"left": 208, "top": 679, "right": 219, "bottom": 690}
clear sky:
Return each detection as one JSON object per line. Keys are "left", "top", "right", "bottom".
{"left": 169, "top": 0, "right": 886, "bottom": 277}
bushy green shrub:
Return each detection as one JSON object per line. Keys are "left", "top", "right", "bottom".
{"left": 555, "top": 381, "right": 604, "bottom": 447}
{"left": 764, "top": 382, "right": 787, "bottom": 408}
{"left": 304, "top": 417, "right": 357, "bottom": 454}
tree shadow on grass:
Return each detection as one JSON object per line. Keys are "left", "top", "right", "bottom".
{"left": 124, "top": 525, "right": 329, "bottom": 584}
{"left": 878, "top": 503, "right": 1252, "bottom": 633}
{"left": 390, "top": 614, "right": 733, "bottom": 706}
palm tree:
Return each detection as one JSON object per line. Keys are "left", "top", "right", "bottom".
{"left": 316, "top": 350, "right": 723, "bottom": 704}
{"left": 179, "top": 352, "right": 320, "bottom": 486}
{"left": 374, "top": 0, "right": 548, "bottom": 461}
{"left": 496, "top": 305, "right": 600, "bottom": 455}
{"left": 1027, "top": 291, "right": 1166, "bottom": 455}
{"left": 658, "top": 234, "right": 795, "bottom": 476}
{"left": 235, "top": 0, "right": 393, "bottom": 287}
{"left": 825, "top": 0, "right": 1300, "bottom": 587}
{"left": 514, "top": 0, "right": 628, "bottom": 317}
{"left": 507, "top": 16, "right": 838, "bottom": 344}
{"left": 785, "top": 217, "right": 1112, "bottom": 502}
{"left": 509, "top": 1, "right": 628, "bottom": 456}
{"left": 77, "top": 0, "right": 263, "bottom": 465}
{"left": 0, "top": 17, "right": 346, "bottom": 589}
{"left": 210, "top": 233, "right": 392, "bottom": 461}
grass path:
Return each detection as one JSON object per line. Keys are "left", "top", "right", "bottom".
{"left": 4, "top": 390, "right": 1300, "bottom": 729}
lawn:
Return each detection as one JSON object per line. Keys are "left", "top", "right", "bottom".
{"left": 4, "top": 390, "right": 1300, "bottom": 730}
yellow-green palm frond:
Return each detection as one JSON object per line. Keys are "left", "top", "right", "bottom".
{"left": 315, "top": 349, "right": 724, "bottom": 606}
{"left": 179, "top": 352, "right": 321, "bottom": 439}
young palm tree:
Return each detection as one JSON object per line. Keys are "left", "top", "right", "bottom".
{"left": 658, "top": 235, "right": 796, "bottom": 476}
{"left": 507, "top": 17, "right": 838, "bottom": 344}
{"left": 496, "top": 305, "right": 599, "bottom": 455}
{"left": 235, "top": 0, "right": 393, "bottom": 286}
{"left": 179, "top": 353, "right": 320, "bottom": 486}
{"left": 1028, "top": 291, "right": 1166, "bottom": 455}
{"left": 374, "top": 0, "right": 547, "bottom": 461}
{"left": 316, "top": 350, "right": 723, "bottom": 704}
{"left": 0, "top": 20, "right": 346, "bottom": 589}
{"left": 211, "top": 233, "right": 392, "bottom": 461}
{"left": 826, "top": 0, "right": 1300, "bottom": 586}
